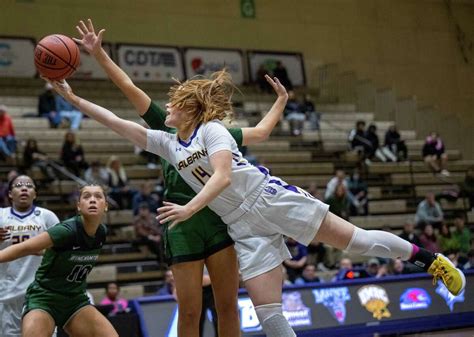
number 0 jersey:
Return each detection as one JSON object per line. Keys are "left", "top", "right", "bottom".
{"left": 33, "top": 216, "right": 107, "bottom": 296}
{"left": 0, "top": 206, "right": 59, "bottom": 301}
{"left": 146, "top": 121, "right": 268, "bottom": 218}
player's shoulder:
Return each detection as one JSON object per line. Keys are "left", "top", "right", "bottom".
{"left": 33, "top": 206, "right": 57, "bottom": 218}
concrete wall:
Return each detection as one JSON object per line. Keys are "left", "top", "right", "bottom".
{"left": 1, "top": 0, "right": 473, "bottom": 157}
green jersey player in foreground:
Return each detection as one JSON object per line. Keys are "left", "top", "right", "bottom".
{"left": 73, "top": 19, "right": 287, "bottom": 337}
{"left": 0, "top": 184, "right": 118, "bottom": 337}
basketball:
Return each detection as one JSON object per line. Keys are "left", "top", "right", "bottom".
{"left": 34, "top": 34, "right": 80, "bottom": 81}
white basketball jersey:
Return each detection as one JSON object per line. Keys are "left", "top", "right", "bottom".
{"left": 146, "top": 121, "right": 268, "bottom": 217}
{"left": 0, "top": 206, "right": 59, "bottom": 301}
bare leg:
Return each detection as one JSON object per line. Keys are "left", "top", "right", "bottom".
{"left": 205, "top": 245, "right": 240, "bottom": 337}
{"left": 172, "top": 260, "right": 205, "bottom": 337}
{"left": 424, "top": 155, "right": 440, "bottom": 172}
{"left": 313, "top": 212, "right": 412, "bottom": 260}
{"left": 440, "top": 153, "right": 448, "bottom": 171}
{"left": 245, "top": 266, "right": 296, "bottom": 337}
{"left": 64, "top": 305, "right": 118, "bottom": 337}
{"left": 22, "top": 310, "right": 56, "bottom": 337}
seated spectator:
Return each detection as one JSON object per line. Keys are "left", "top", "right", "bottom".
{"left": 302, "top": 94, "right": 319, "bottom": 130}
{"left": 273, "top": 61, "right": 292, "bottom": 90}
{"left": 386, "top": 258, "right": 409, "bottom": 276}
{"left": 415, "top": 192, "right": 444, "bottom": 229}
{"left": 106, "top": 155, "right": 136, "bottom": 209}
{"left": 294, "top": 264, "right": 320, "bottom": 285}
{"left": 439, "top": 223, "right": 460, "bottom": 253}
{"left": 419, "top": 223, "right": 440, "bottom": 253}
{"left": 306, "top": 241, "right": 327, "bottom": 270}
{"left": 255, "top": 64, "right": 272, "bottom": 93}
{"left": 366, "top": 124, "right": 397, "bottom": 162}
{"left": 157, "top": 269, "right": 176, "bottom": 297}
{"left": 399, "top": 221, "right": 422, "bottom": 247}
{"left": 452, "top": 214, "right": 471, "bottom": 255}
{"left": 459, "top": 166, "right": 474, "bottom": 210}
{"left": 38, "top": 82, "right": 60, "bottom": 127}
{"left": 23, "top": 138, "right": 57, "bottom": 183}
{"left": 132, "top": 180, "right": 161, "bottom": 215}
{"left": 55, "top": 94, "right": 83, "bottom": 131}
{"left": 283, "top": 237, "right": 308, "bottom": 282}
{"left": 133, "top": 202, "right": 162, "bottom": 256}
{"left": 284, "top": 90, "right": 305, "bottom": 136}
{"left": 422, "top": 131, "right": 449, "bottom": 176}
{"left": 100, "top": 282, "right": 129, "bottom": 315}
{"left": 0, "top": 104, "right": 17, "bottom": 163}
{"left": 365, "top": 258, "right": 385, "bottom": 278}
{"left": 61, "top": 131, "right": 88, "bottom": 177}
{"left": 325, "top": 183, "right": 351, "bottom": 220}
{"left": 347, "top": 168, "right": 368, "bottom": 215}
{"left": 348, "top": 120, "right": 372, "bottom": 164}
{"left": 463, "top": 249, "right": 474, "bottom": 270}
{"left": 325, "top": 169, "right": 348, "bottom": 199}
{"left": 384, "top": 124, "right": 407, "bottom": 161}
{"left": 306, "top": 182, "right": 323, "bottom": 200}
{"left": 84, "top": 160, "right": 109, "bottom": 185}
{"left": 445, "top": 249, "right": 464, "bottom": 271}
{"left": 332, "top": 257, "right": 370, "bottom": 281}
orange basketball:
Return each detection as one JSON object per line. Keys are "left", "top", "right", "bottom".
{"left": 34, "top": 34, "right": 80, "bottom": 81}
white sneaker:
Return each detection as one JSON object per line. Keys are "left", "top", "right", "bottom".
{"left": 440, "top": 169, "right": 451, "bottom": 177}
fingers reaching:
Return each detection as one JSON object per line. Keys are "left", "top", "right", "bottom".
{"left": 87, "top": 18, "right": 95, "bottom": 33}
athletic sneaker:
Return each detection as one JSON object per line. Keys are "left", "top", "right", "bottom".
{"left": 428, "top": 253, "right": 466, "bottom": 296}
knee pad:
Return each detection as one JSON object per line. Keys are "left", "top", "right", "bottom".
{"left": 346, "top": 227, "right": 412, "bottom": 260}
{"left": 255, "top": 303, "right": 296, "bottom": 337}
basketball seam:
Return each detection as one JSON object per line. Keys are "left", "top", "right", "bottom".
{"left": 37, "top": 42, "right": 77, "bottom": 71}
{"left": 54, "top": 35, "right": 76, "bottom": 69}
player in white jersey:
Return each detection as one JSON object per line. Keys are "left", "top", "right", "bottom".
{"left": 0, "top": 175, "right": 59, "bottom": 337}
{"left": 50, "top": 73, "right": 465, "bottom": 337}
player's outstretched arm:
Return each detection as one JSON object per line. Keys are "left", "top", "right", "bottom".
{"left": 241, "top": 75, "right": 288, "bottom": 146}
{"left": 0, "top": 232, "right": 53, "bottom": 263}
{"left": 74, "top": 18, "right": 151, "bottom": 115}
{"left": 50, "top": 80, "right": 148, "bottom": 151}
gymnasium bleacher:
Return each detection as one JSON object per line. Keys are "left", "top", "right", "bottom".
{"left": 0, "top": 74, "right": 472, "bottom": 303}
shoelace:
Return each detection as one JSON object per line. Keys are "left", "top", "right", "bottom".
{"left": 431, "top": 263, "right": 451, "bottom": 286}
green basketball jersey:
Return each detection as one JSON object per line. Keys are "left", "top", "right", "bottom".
{"left": 142, "top": 101, "right": 243, "bottom": 203}
{"left": 33, "top": 215, "right": 107, "bottom": 295}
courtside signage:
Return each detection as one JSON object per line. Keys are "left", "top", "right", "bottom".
{"left": 247, "top": 51, "right": 306, "bottom": 86}
{"left": 184, "top": 48, "right": 244, "bottom": 85}
{"left": 0, "top": 37, "right": 36, "bottom": 78}
{"left": 117, "top": 44, "right": 184, "bottom": 82}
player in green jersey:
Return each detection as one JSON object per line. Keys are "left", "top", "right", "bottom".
{"left": 0, "top": 184, "right": 118, "bottom": 337}
{"left": 73, "top": 19, "right": 287, "bottom": 337}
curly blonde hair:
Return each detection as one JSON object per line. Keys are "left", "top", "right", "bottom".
{"left": 168, "top": 69, "right": 235, "bottom": 135}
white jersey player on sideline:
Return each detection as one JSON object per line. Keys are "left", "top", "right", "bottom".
{"left": 0, "top": 175, "right": 59, "bottom": 337}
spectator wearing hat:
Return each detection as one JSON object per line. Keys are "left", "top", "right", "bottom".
{"left": 0, "top": 105, "right": 16, "bottom": 163}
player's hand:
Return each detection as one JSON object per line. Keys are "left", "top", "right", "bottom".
{"left": 47, "top": 79, "right": 74, "bottom": 101}
{"left": 0, "top": 228, "right": 10, "bottom": 242}
{"left": 74, "top": 18, "right": 105, "bottom": 56}
{"left": 156, "top": 201, "right": 194, "bottom": 229}
{"left": 266, "top": 75, "right": 288, "bottom": 99}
